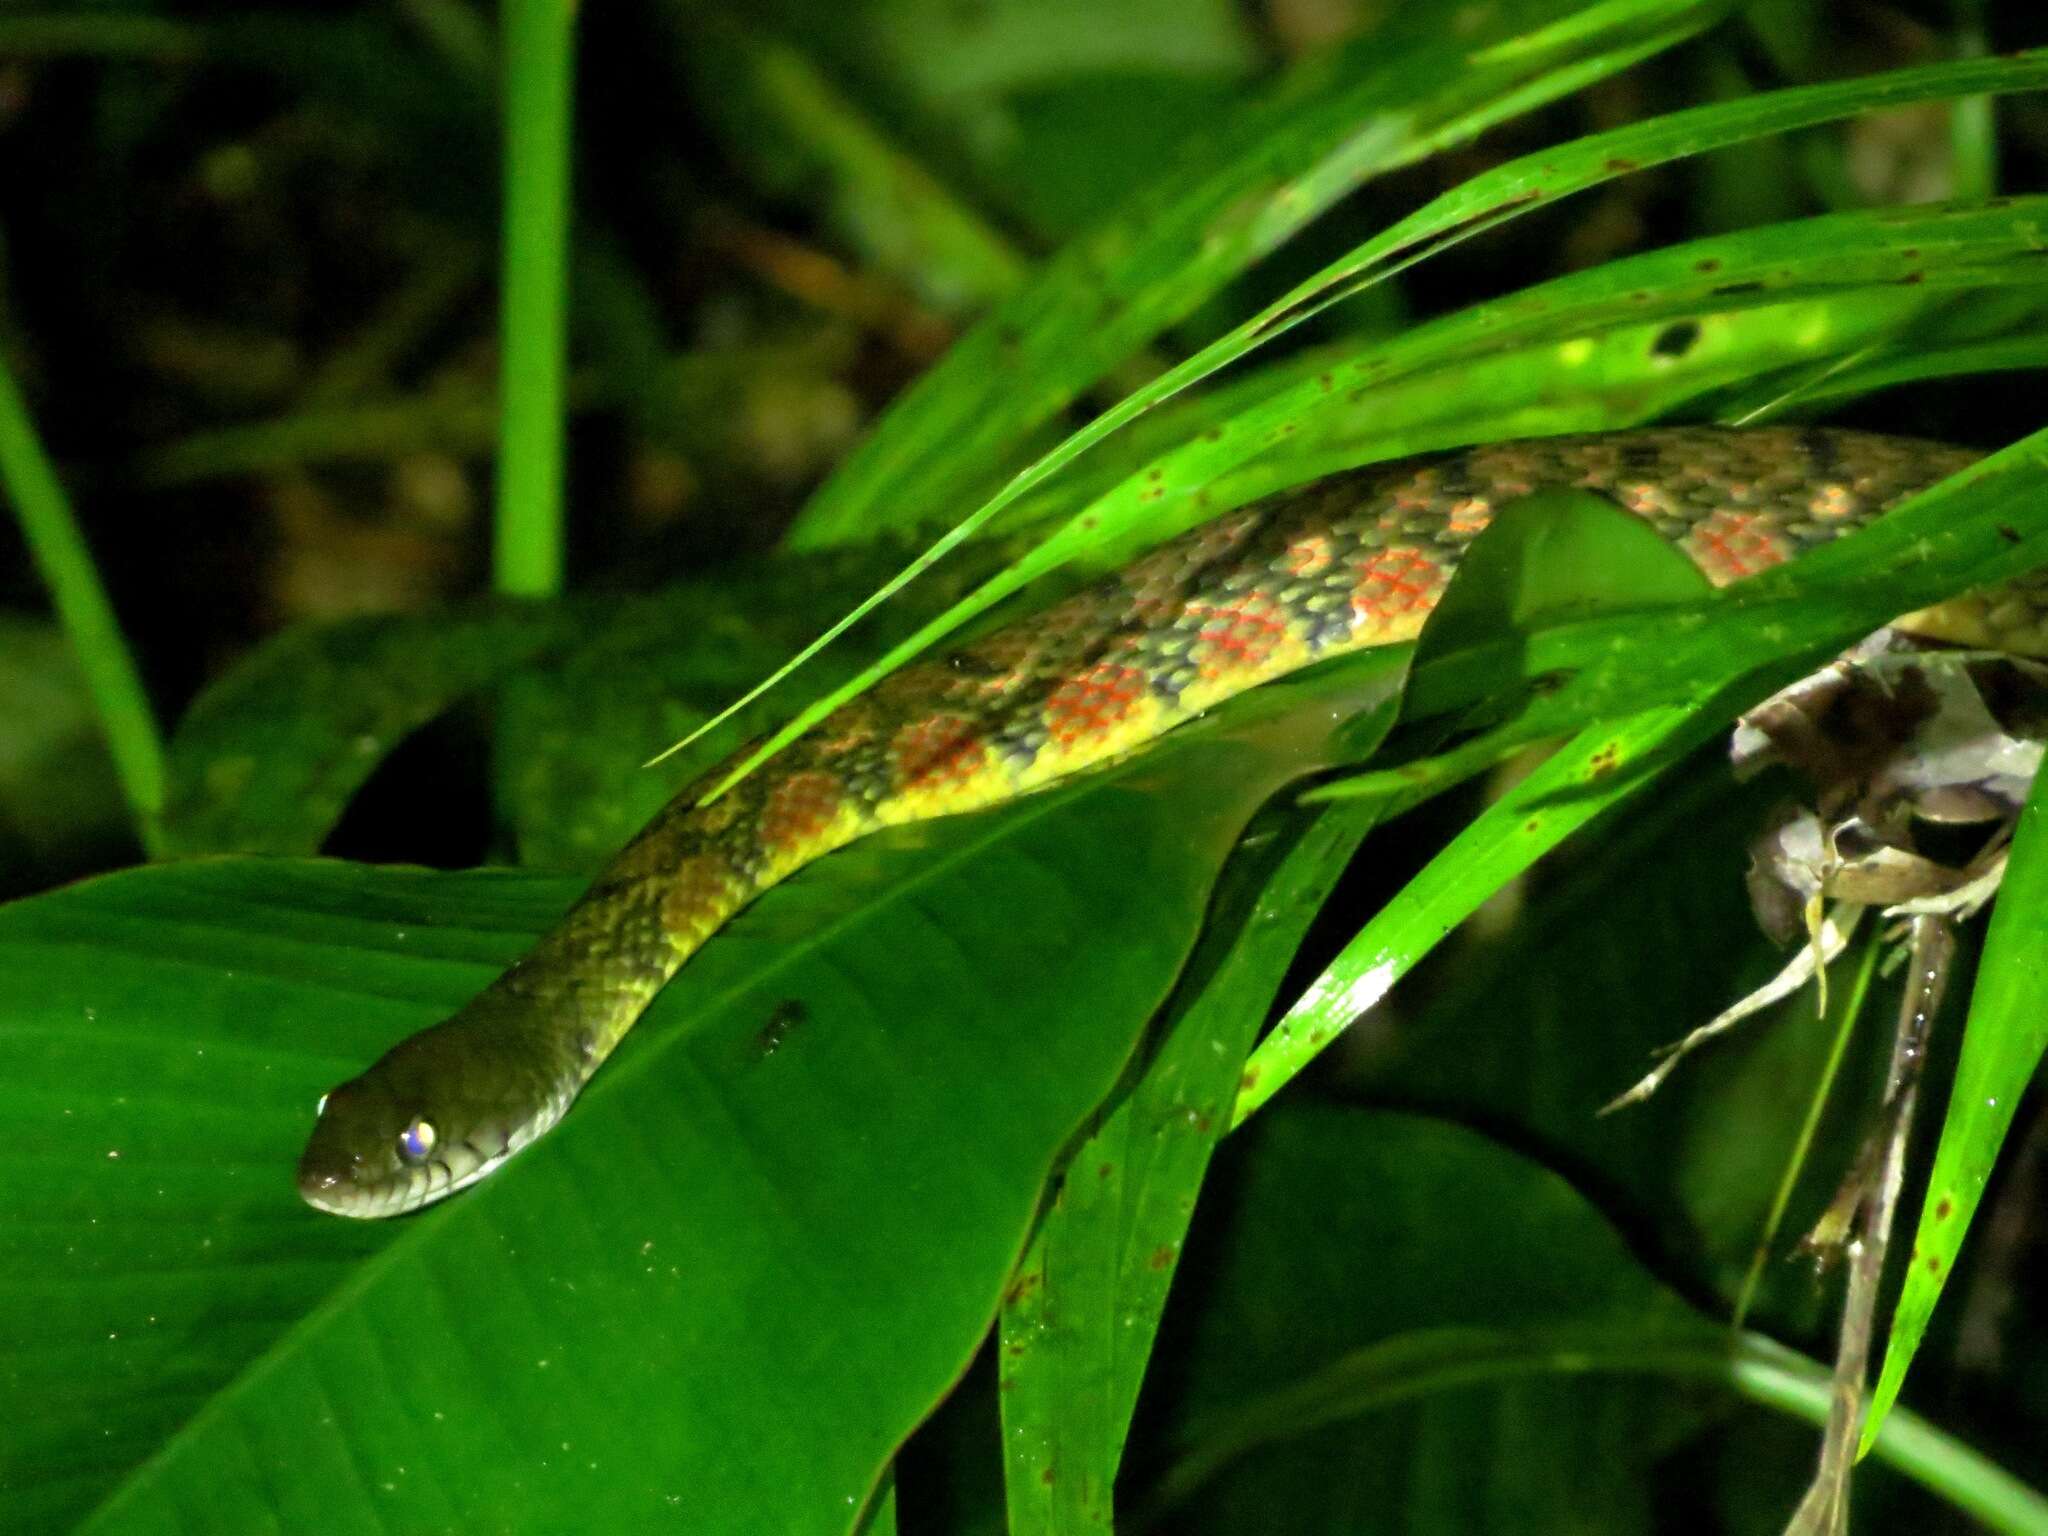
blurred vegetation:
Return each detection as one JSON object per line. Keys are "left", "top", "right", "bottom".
{"left": 2, "top": 2, "right": 2048, "bottom": 1534}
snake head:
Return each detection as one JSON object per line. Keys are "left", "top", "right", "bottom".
{"left": 297, "top": 1007, "right": 572, "bottom": 1219}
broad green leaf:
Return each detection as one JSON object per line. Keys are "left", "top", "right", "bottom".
{"left": 1135, "top": 1106, "right": 2047, "bottom": 1533}
{"left": 997, "top": 790, "right": 1394, "bottom": 1534}
{"left": 1141, "top": 1106, "right": 1707, "bottom": 1533}
{"left": 1320, "top": 486, "right": 1710, "bottom": 809}
{"left": 0, "top": 642, "right": 1397, "bottom": 1536}
{"left": 158, "top": 604, "right": 572, "bottom": 858}
{"left": 1392, "top": 484, "right": 1710, "bottom": 710}
{"left": 1865, "top": 777, "right": 2048, "bottom": 1449}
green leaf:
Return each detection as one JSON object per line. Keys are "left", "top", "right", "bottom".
{"left": 0, "top": 645, "right": 1397, "bottom": 1536}
{"left": 1141, "top": 1105, "right": 1708, "bottom": 1532}
{"left": 1134, "top": 1106, "right": 2048, "bottom": 1533}
{"left": 159, "top": 604, "right": 571, "bottom": 858}
{"left": 1865, "top": 775, "right": 2048, "bottom": 1450}
{"left": 996, "top": 791, "right": 1394, "bottom": 1533}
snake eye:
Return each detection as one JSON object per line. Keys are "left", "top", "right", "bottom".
{"left": 397, "top": 1118, "right": 437, "bottom": 1164}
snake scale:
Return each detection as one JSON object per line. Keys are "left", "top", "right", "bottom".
{"left": 300, "top": 426, "right": 2016, "bottom": 1218}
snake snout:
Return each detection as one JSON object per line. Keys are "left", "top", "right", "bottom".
{"left": 297, "top": 1014, "right": 545, "bottom": 1217}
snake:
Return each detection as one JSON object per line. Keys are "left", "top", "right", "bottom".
{"left": 298, "top": 426, "right": 2022, "bottom": 1218}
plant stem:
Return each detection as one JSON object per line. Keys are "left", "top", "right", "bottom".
{"left": 0, "top": 354, "right": 165, "bottom": 851}
{"left": 495, "top": 0, "right": 578, "bottom": 598}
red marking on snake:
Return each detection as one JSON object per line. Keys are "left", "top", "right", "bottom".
{"left": 1687, "top": 510, "right": 1789, "bottom": 583}
{"left": 1045, "top": 663, "right": 1147, "bottom": 746}
{"left": 892, "top": 713, "right": 988, "bottom": 789}
{"left": 1446, "top": 496, "right": 1493, "bottom": 537}
{"left": 756, "top": 771, "right": 846, "bottom": 855}
{"left": 1285, "top": 533, "right": 1335, "bottom": 577}
{"left": 662, "top": 854, "right": 745, "bottom": 943}
{"left": 1189, "top": 594, "right": 1288, "bottom": 678}
{"left": 1810, "top": 483, "right": 1854, "bottom": 519}
{"left": 1620, "top": 482, "right": 1667, "bottom": 516}
{"left": 1350, "top": 548, "right": 1442, "bottom": 625}
{"left": 809, "top": 700, "right": 883, "bottom": 760}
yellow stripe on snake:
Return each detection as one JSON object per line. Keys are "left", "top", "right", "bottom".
{"left": 299, "top": 427, "right": 2021, "bottom": 1217}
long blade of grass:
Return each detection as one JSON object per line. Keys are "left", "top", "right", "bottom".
{"left": 494, "top": 0, "right": 577, "bottom": 597}
{"left": 1146, "top": 1327, "right": 2048, "bottom": 1534}
{"left": 0, "top": 354, "right": 164, "bottom": 852}
{"left": 999, "top": 792, "right": 1396, "bottom": 1534}
{"left": 1228, "top": 46, "right": 2048, "bottom": 357}
{"left": 1864, "top": 761, "right": 2048, "bottom": 1449}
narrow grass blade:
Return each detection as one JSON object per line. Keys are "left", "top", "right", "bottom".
{"left": 494, "top": 0, "right": 578, "bottom": 597}
{"left": 1863, "top": 769, "right": 2048, "bottom": 1449}
{"left": 0, "top": 352, "right": 164, "bottom": 851}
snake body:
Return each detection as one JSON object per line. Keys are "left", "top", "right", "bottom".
{"left": 298, "top": 427, "right": 1997, "bottom": 1217}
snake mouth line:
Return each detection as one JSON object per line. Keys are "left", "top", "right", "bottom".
{"left": 299, "top": 1101, "right": 570, "bottom": 1218}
